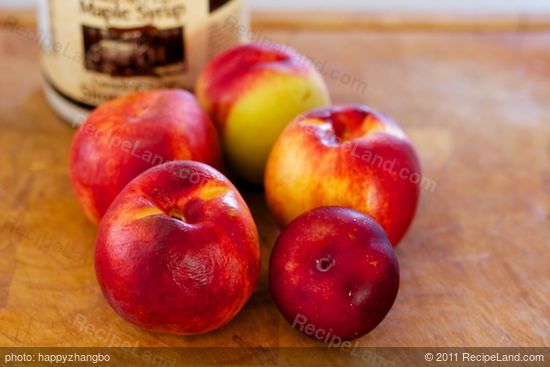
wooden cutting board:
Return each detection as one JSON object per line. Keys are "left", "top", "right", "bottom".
{"left": 0, "top": 10, "right": 549, "bottom": 355}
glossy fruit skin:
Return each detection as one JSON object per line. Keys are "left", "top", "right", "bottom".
{"left": 265, "top": 105, "right": 421, "bottom": 246}
{"left": 95, "top": 161, "right": 260, "bottom": 335}
{"left": 70, "top": 89, "right": 222, "bottom": 224}
{"left": 269, "top": 206, "right": 399, "bottom": 341}
{"left": 196, "top": 42, "right": 330, "bottom": 184}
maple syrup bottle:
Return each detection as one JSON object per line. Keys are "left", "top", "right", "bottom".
{"left": 38, "top": 0, "right": 249, "bottom": 125}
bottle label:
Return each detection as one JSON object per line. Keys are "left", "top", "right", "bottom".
{"left": 39, "top": 0, "right": 247, "bottom": 107}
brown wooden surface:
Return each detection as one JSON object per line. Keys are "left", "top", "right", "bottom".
{"left": 1, "top": 11, "right": 550, "bottom": 352}
{"left": 3, "top": 9, "right": 550, "bottom": 32}
{"left": 252, "top": 10, "right": 550, "bottom": 31}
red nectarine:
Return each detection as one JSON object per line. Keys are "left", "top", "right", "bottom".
{"left": 95, "top": 161, "right": 260, "bottom": 335}
{"left": 70, "top": 89, "right": 221, "bottom": 223}
{"left": 265, "top": 105, "right": 421, "bottom": 245}
{"left": 269, "top": 206, "right": 399, "bottom": 341}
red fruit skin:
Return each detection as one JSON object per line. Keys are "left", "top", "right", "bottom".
{"left": 265, "top": 105, "right": 421, "bottom": 246}
{"left": 69, "top": 89, "right": 222, "bottom": 224}
{"left": 269, "top": 206, "right": 399, "bottom": 341}
{"left": 95, "top": 161, "right": 260, "bottom": 335}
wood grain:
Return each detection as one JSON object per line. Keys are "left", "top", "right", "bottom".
{"left": 252, "top": 10, "right": 550, "bottom": 31}
{"left": 2, "top": 9, "right": 550, "bottom": 32}
{"left": 0, "top": 11, "right": 549, "bottom": 355}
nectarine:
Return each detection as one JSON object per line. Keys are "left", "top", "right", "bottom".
{"left": 70, "top": 89, "right": 221, "bottom": 223}
{"left": 265, "top": 105, "right": 421, "bottom": 245}
{"left": 269, "top": 206, "right": 399, "bottom": 341}
{"left": 95, "top": 161, "right": 260, "bottom": 335}
{"left": 196, "top": 43, "right": 330, "bottom": 183}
